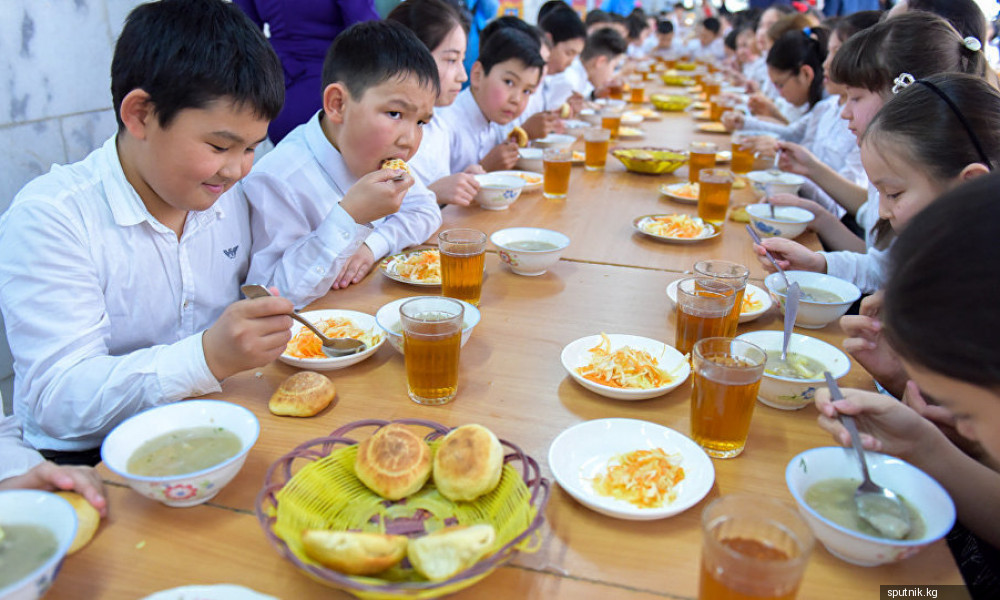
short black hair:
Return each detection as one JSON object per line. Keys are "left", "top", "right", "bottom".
{"left": 111, "top": 0, "right": 283, "bottom": 130}
{"left": 626, "top": 13, "right": 647, "bottom": 40}
{"left": 580, "top": 27, "right": 628, "bottom": 62}
{"left": 702, "top": 17, "right": 721, "bottom": 34}
{"left": 386, "top": 0, "right": 470, "bottom": 53}
{"left": 539, "top": 6, "right": 587, "bottom": 45}
{"left": 538, "top": 0, "right": 572, "bottom": 23}
{"left": 321, "top": 20, "right": 440, "bottom": 101}
{"left": 724, "top": 28, "right": 739, "bottom": 51}
{"left": 477, "top": 26, "right": 546, "bottom": 75}
{"left": 657, "top": 20, "right": 674, "bottom": 35}
{"left": 480, "top": 16, "right": 545, "bottom": 54}
{"left": 585, "top": 9, "right": 612, "bottom": 27}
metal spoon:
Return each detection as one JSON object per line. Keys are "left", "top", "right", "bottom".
{"left": 781, "top": 282, "right": 800, "bottom": 360}
{"left": 825, "top": 372, "right": 912, "bottom": 540}
{"left": 745, "top": 224, "right": 792, "bottom": 289}
{"left": 240, "top": 284, "right": 366, "bottom": 358}
{"left": 768, "top": 148, "right": 782, "bottom": 176}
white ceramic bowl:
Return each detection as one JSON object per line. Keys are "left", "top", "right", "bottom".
{"left": 746, "top": 170, "right": 807, "bottom": 195}
{"left": 560, "top": 334, "right": 690, "bottom": 400}
{"left": 764, "top": 271, "right": 861, "bottom": 329}
{"left": 0, "top": 490, "right": 77, "bottom": 600}
{"left": 374, "top": 296, "right": 481, "bottom": 354}
{"left": 736, "top": 330, "right": 851, "bottom": 410}
{"left": 490, "top": 227, "right": 570, "bottom": 276}
{"left": 532, "top": 133, "right": 576, "bottom": 150}
{"left": 786, "top": 447, "right": 955, "bottom": 566}
{"left": 101, "top": 400, "right": 259, "bottom": 507}
{"left": 746, "top": 204, "right": 815, "bottom": 239}
{"left": 578, "top": 108, "right": 600, "bottom": 125}
{"left": 473, "top": 174, "right": 526, "bottom": 211}
{"left": 278, "top": 309, "right": 385, "bottom": 370}
{"left": 516, "top": 147, "right": 544, "bottom": 172}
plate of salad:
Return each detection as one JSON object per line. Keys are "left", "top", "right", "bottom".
{"left": 560, "top": 333, "right": 690, "bottom": 400}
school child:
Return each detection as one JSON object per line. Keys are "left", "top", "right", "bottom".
{"left": 757, "top": 73, "right": 997, "bottom": 293}
{"left": 243, "top": 21, "right": 441, "bottom": 301}
{"left": 686, "top": 17, "right": 725, "bottom": 62}
{"left": 563, "top": 27, "right": 629, "bottom": 100}
{"left": 625, "top": 10, "right": 652, "bottom": 58}
{"left": 747, "top": 12, "right": 819, "bottom": 124}
{"left": 538, "top": 6, "right": 589, "bottom": 111}
{"left": 0, "top": 0, "right": 292, "bottom": 457}
{"left": 653, "top": 19, "right": 677, "bottom": 54}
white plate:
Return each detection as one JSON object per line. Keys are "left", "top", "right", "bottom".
{"left": 659, "top": 182, "right": 698, "bottom": 205}
{"left": 491, "top": 170, "right": 543, "bottom": 191}
{"left": 560, "top": 334, "right": 689, "bottom": 400}
{"left": 378, "top": 248, "right": 440, "bottom": 287}
{"left": 632, "top": 214, "right": 721, "bottom": 244}
{"left": 621, "top": 111, "right": 644, "bottom": 125}
{"left": 618, "top": 127, "right": 644, "bottom": 139}
{"left": 548, "top": 418, "right": 715, "bottom": 520}
{"left": 143, "top": 585, "right": 278, "bottom": 600}
{"left": 696, "top": 122, "right": 729, "bottom": 134}
{"left": 715, "top": 150, "right": 732, "bottom": 163}
{"left": 666, "top": 281, "right": 772, "bottom": 323}
{"left": 279, "top": 309, "right": 385, "bottom": 370}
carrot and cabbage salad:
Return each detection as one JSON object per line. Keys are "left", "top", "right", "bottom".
{"left": 641, "top": 214, "right": 708, "bottom": 239}
{"left": 593, "top": 448, "right": 685, "bottom": 508}
{"left": 741, "top": 289, "right": 764, "bottom": 314}
{"left": 670, "top": 182, "right": 699, "bottom": 199}
{"left": 392, "top": 249, "right": 440, "bottom": 284}
{"left": 575, "top": 333, "right": 676, "bottom": 389}
{"left": 285, "top": 317, "right": 382, "bottom": 359}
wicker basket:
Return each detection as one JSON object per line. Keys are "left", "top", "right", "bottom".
{"left": 611, "top": 147, "right": 689, "bottom": 175}
{"left": 256, "top": 419, "right": 550, "bottom": 599}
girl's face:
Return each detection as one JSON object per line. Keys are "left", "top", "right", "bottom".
{"left": 861, "top": 137, "right": 949, "bottom": 232}
{"left": 840, "top": 86, "right": 885, "bottom": 142}
{"left": 756, "top": 8, "right": 780, "bottom": 53}
{"left": 432, "top": 25, "right": 468, "bottom": 107}
{"left": 823, "top": 31, "right": 846, "bottom": 97}
{"left": 767, "top": 65, "right": 812, "bottom": 106}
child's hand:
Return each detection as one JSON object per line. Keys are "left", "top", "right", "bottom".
{"left": 340, "top": 169, "right": 413, "bottom": 225}
{"left": 754, "top": 237, "right": 827, "bottom": 273}
{"left": 747, "top": 93, "right": 778, "bottom": 118}
{"left": 776, "top": 141, "right": 817, "bottom": 177}
{"left": 767, "top": 193, "right": 834, "bottom": 229}
{"left": 0, "top": 462, "right": 108, "bottom": 517}
{"left": 479, "top": 141, "right": 519, "bottom": 172}
{"left": 522, "top": 111, "right": 560, "bottom": 139}
{"left": 332, "top": 245, "right": 375, "bottom": 289}
{"left": 567, "top": 92, "right": 584, "bottom": 116}
{"left": 815, "top": 386, "right": 938, "bottom": 460}
{"left": 751, "top": 135, "right": 779, "bottom": 157}
{"left": 840, "top": 292, "right": 907, "bottom": 398}
{"left": 721, "top": 110, "right": 744, "bottom": 131}
{"left": 463, "top": 163, "right": 486, "bottom": 175}
{"left": 429, "top": 173, "right": 481, "bottom": 207}
{"left": 203, "top": 294, "right": 293, "bottom": 380}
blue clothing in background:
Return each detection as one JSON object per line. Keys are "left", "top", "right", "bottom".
{"left": 464, "top": 0, "right": 500, "bottom": 78}
{"left": 601, "top": 0, "right": 635, "bottom": 17}
{"left": 822, "top": 0, "right": 881, "bottom": 17}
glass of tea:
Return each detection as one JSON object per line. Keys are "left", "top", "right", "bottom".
{"left": 697, "top": 168, "right": 734, "bottom": 225}
{"left": 583, "top": 127, "right": 611, "bottom": 171}
{"left": 689, "top": 337, "right": 765, "bottom": 458}
{"left": 600, "top": 105, "right": 623, "bottom": 140}
{"left": 674, "top": 277, "right": 735, "bottom": 356}
{"left": 694, "top": 260, "right": 750, "bottom": 337}
{"left": 400, "top": 297, "right": 464, "bottom": 406}
{"left": 542, "top": 148, "right": 573, "bottom": 199}
{"left": 438, "top": 228, "right": 487, "bottom": 306}
{"left": 607, "top": 79, "right": 625, "bottom": 100}
{"left": 731, "top": 131, "right": 756, "bottom": 175}
{"left": 699, "top": 494, "right": 814, "bottom": 600}
{"left": 628, "top": 75, "right": 646, "bottom": 103}
{"left": 688, "top": 141, "right": 717, "bottom": 184}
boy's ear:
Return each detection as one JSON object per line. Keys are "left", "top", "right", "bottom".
{"left": 119, "top": 89, "right": 155, "bottom": 140}
{"left": 322, "top": 83, "right": 349, "bottom": 124}
{"left": 959, "top": 162, "right": 991, "bottom": 181}
{"left": 470, "top": 62, "right": 486, "bottom": 90}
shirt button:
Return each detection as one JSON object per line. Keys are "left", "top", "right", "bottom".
{"left": 315, "top": 267, "right": 324, "bottom": 274}
{"left": 340, "top": 231, "right": 349, "bottom": 240}
{"left": 182, "top": 300, "right": 190, "bottom": 309}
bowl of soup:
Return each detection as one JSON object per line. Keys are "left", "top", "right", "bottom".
{"left": 746, "top": 204, "right": 815, "bottom": 239}
{"left": 490, "top": 227, "right": 570, "bottom": 276}
{"left": 786, "top": 447, "right": 955, "bottom": 566}
{"left": 472, "top": 174, "right": 526, "bottom": 211}
{"left": 516, "top": 147, "right": 544, "bottom": 172}
{"left": 531, "top": 133, "right": 577, "bottom": 150}
{"left": 745, "top": 170, "right": 806, "bottom": 196}
{"left": 736, "top": 330, "right": 851, "bottom": 410}
{"left": 375, "top": 296, "right": 481, "bottom": 354}
{"left": 101, "top": 400, "right": 259, "bottom": 507}
{"left": 764, "top": 271, "right": 861, "bottom": 329}
{"left": 0, "top": 490, "right": 77, "bottom": 599}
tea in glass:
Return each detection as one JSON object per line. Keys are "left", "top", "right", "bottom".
{"left": 400, "top": 297, "right": 464, "bottom": 405}
{"left": 694, "top": 260, "right": 749, "bottom": 337}
{"left": 675, "top": 277, "right": 735, "bottom": 356}
{"left": 583, "top": 127, "right": 611, "bottom": 171}
{"left": 697, "top": 168, "right": 734, "bottom": 225}
{"left": 731, "top": 132, "right": 756, "bottom": 174}
{"left": 608, "top": 81, "right": 624, "bottom": 100}
{"left": 688, "top": 141, "right": 717, "bottom": 184}
{"left": 438, "top": 228, "right": 487, "bottom": 306}
{"left": 689, "top": 337, "right": 765, "bottom": 458}
{"left": 600, "top": 109, "right": 623, "bottom": 140}
{"left": 542, "top": 148, "right": 573, "bottom": 199}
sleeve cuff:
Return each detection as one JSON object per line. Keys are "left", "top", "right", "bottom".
{"left": 155, "top": 332, "right": 222, "bottom": 402}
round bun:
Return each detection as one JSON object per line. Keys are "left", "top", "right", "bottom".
{"left": 508, "top": 126, "right": 529, "bottom": 148}
{"left": 55, "top": 491, "right": 100, "bottom": 554}
{"left": 381, "top": 158, "right": 411, "bottom": 174}
{"left": 407, "top": 524, "right": 496, "bottom": 581}
{"left": 301, "top": 530, "right": 408, "bottom": 575}
{"left": 269, "top": 371, "right": 336, "bottom": 417}
{"left": 432, "top": 424, "right": 504, "bottom": 502}
{"left": 559, "top": 103, "right": 572, "bottom": 118}
{"left": 354, "top": 424, "right": 432, "bottom": 500}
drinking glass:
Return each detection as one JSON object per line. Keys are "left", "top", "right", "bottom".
{"left": 697, "top": 168, "right": 734, "bottom": 225}
{"left": 600, "top": 106, "right": 623, "bottom": 140}
{"left": 675, "top": 277, "right": 736, "bottom": 356}
{"left": 688, "top": 141, "right": 718, "bottom": 184}
{"left": 542, "top": 148, "right": 573, "bottom": 199}
{"left": 438, "top": 228, "right": 486, "bottom": 306}
{"left": 400, "top": 297, "right": 464, "bottom": 406}
{"left": 731, "top": 131, "right": 756, "bottom": 175}
{"left": 583, "top": 128, "right": 611, "bottom": 171}
{"left": 628, "top": 75, "right": 646, "bottom": 103}
{"left": 694, "top": 260, "right": 750, "bottom": 337}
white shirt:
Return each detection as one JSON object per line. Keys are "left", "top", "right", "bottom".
{"left": 821, "top": 185, "right": 888, "bottom": 294}
{"left": 0, "top": 136, "right": 241, "bottom": 451}
{"left": 0, "top": 414, "right": 44, "bottom": 482}
{"left": 563, "top": 58, "right": 594, "bottom": 99}
{"left": 242, "top": 114, "right": 442, "bottom": 308}
{"left": 543, "top": 71, "right": 575, "bottom": 112}
{"left": 408, "top": 117, "right": 453, "bottom": 188}
{"left": 435, "top": 89, "right": 510, "bottom": 173}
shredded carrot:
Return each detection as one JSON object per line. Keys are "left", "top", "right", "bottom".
{"left": 641, "top": 214, "right": 708, "bottom": 239}
{"left": 390, "top": 249, "right": 440, "bottom": 284}
{"left": 285, "top": 317, "right": 382, "bottom": 359}
{"left": 516, "top": 173, "right": 541, "bottom": 185}
{"left": 669, "top": 183, "right": 699, "bottom": 199}
{"left": 575, "top": 333, "right": 676, "bottom": 389}
{"left": 592, "top": 448, "right": 685, "bottom": 508}
{"left": 741, "top": 289, "right": 764, "bottom": 314}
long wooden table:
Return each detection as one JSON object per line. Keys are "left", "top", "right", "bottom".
{"left": 46, "top": 88, "right": 965, "bottom": 599}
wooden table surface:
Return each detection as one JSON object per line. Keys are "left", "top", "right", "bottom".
{"left": 46, "top": 87, "right": 965, "bottom": 600}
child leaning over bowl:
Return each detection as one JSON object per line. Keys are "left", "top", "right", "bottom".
{"left": 0, "top": 0, "right": 293, "bottom": 460}
{"left": 242, "top": 21, "right": 442, "bottom": 302}
{"left": 754, "top": 73, "right": 999, "bottom": 294}
{"left": 815, "top": 176, "right": 1000, "bottom": 578}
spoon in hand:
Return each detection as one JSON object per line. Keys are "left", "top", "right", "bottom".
{"left": 745, "top": 224, "right": 791, "bottom": 289}
{"left": 825, "top": 372, "right": 912, "bottom": 540}
{"left": 240, "top": 284, "right": 366, "bottom": 358}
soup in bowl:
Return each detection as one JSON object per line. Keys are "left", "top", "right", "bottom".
{"left": 737, "top": 330, "right": 850, "bottom": 410}
{"left": 0, "top": 490, "right": 77, "bottom": 600}
{"left": 764, "top": 271, "right": 861, "bottom": 329}
{"left": 490, "top": 227, "right": 570, "bottom": 276}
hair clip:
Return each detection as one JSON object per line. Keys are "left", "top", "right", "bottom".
{"left": 802, "top": 27, "right": 812, "bottom": 37}
{"left": 892, "top": 73, "right": 915, "bottom": 94}
{"left": 963, "top": 36, "right": 983, "bottom": 52}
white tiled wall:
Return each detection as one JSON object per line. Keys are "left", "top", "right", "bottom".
{"left": 0, "top": 0, "right": 141, "bottom": 413}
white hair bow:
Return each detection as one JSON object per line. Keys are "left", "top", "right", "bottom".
{"left": 892, "top": 73, "right": 915, "bottom": 95}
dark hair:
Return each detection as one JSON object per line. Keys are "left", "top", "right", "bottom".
{"left": 883, "top": 172, "right": 1000, "bottom": 388}
{"left": 731, "top": 8, "right": 762, "bottom": 31}
{"left": 539, "top": 6, "right": 587, "bottom": 44}
{"left": 386, "top": 0, "right": 470, "bottom": 55}
{"left": 830, "top": 12, "right": 988, "bottom": 93}
{"left": 906, "top": 0, "right": 989, "bottom": 43}
{"left": 657, "top": 19, "right": 674, "bottom": 35}
{"left": 767, "top": 13, "right": 819, "bottom": 42}
{"left": 538, "top": 0, "right": 572, "bottom": 23}
{"left": 321, "top": 21, "right": 439, "bottom": 100}
{"left": 767, "top": 27, "right": 829, "bottom": 107}
{"left": 477, "top": 26, "right": 546, "bottom": 75}
{"left": 585, "top": 9, "right": 612, "bottom": 27}
{"left": 480, "top": 16, "right": 545, "bottom": 54}
{"left": 626, "top": 13, "right": 647, "bottom": 40}
{"left": 111, "top": 0, "right": 283, "bottom": 130}
{"left": 833, "top": 10, "right": 881, "bottom": 41}
{"left": 724, "top": 29, "right": 739, "bottom": 51}
{"left": 702, "top": 17, "right": 721, "bottom": 35}
{"left": 580, "top": 27, "right": 628, "bottom": 62}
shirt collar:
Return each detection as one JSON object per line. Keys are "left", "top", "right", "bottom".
{"left": 455, "top": 88, "right": 491, "bottom": 128}
{"left": 304, "top": 111, "right": 359, "bottom": 195}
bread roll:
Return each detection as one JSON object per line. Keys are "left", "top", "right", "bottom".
{"left": 55, "top": 491, "right": 100, "bottom": 554}
{"left": 301, "top": 530, "right": 408, "bottom": 575}
{"left": 507, "top": 126, "right": 529, "bottom": 147}
{"left": 433, "top": 424, "right": 504, "bottom": 502}
{"left": 354, "top": 424, "right": 432, "bottom": 500}
{"left": 559, "top": 102, "right": 572, "bottom": 118}
{"left": 380, "top": 158, "right": 411, "bottom": 174}
{"left": 407, "top": 524, "right": 496, "bottom": 581}
{"left": 269, "top": 371, "right": 336, "bottom": 417}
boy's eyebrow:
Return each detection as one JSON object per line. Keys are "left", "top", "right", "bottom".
{"left": 211, "top": 130, "right": 269, "bottom": 145}
{"left": 387, "top": 98, "right": 420, "bottom": 112}
{"left": 502, "top": 69, "right": 523, "bottom": 83}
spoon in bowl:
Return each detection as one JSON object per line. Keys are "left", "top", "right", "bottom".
{"left": 824, "top": 372, "right": 912, "bottom": 540}
{"left": 240, "top": 284, "right": 366, "bottom": 358}
{"left": 781, "top": 282, "right": 800, "bottom": 361}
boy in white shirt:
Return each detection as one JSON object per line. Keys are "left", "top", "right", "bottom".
{"left": 538, "top": 7, "right": 588, "bottom": 113}
{"left": 0, "top": 0, "right": 293, "bottom": 458}
{"left": 564, "top": 27, "right": 628, "bottom": 100}
{"left": 242, "top": 22, "right": 441, "bottom": 302}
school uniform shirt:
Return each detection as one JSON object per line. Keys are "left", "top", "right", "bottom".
{"left": 242, "top": 112, "right": 441, "bottom": 308}
{"left": 563, "top": 58, "right": 595, "bottom": 100}
{"left": 0, "top": 136, "right": 247, "bottom": 452}
{"left": 821, "top": 184, "right": 888, "bottom": 294}
{"left": 435, "top": 89, "right": 511, "bottom": 173}
{"left": 543, "top": 71, "right": 575, "bottom": 112}
{"left": 408, "top": 117, "right": 453, "bottom": 189}
{"left": 745, "top": 56, "right": 769, "bottom": 92}
{"left": 0, "top": 414, "right": 44, "bottom": 482}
